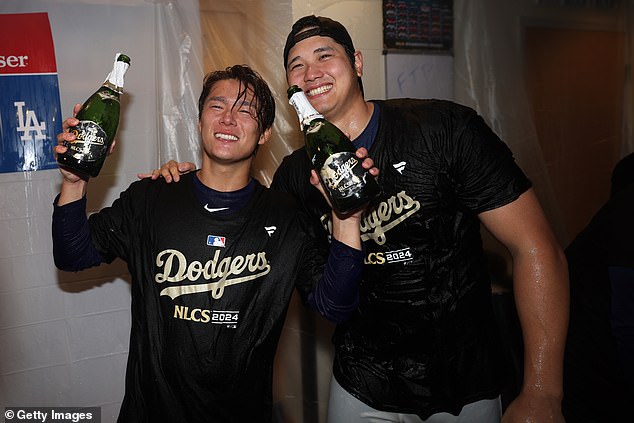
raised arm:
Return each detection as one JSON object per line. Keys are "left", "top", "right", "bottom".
{"left": 302, "top": 149, "right": 377, "bottom": 322}
{"left": 55, "top": 104, "right": 90, "bottom": 205}
{"left": 52, "top": 104, "right": 106, "bottom": 271}
{"left": 479, "top": 188, "right": 568, "bottom": 423}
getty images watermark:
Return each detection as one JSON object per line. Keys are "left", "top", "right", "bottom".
{"left": 4, "top": 407, "right": 100, "bottom": 423}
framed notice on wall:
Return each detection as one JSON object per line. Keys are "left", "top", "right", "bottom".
{"left": 383, "top": 0, "right": 453, "bottom": 52}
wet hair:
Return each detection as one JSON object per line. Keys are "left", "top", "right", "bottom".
{"left": 283, "top": 15, "right": 364, "bottom": 95}
{"left": 198, "top": 65, "right": 275, "bottom": 136}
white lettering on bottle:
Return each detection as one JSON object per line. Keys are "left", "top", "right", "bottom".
{"left": 322, "top": 152, "right": 363, "bottom": 194}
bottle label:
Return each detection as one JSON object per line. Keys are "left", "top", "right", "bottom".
{"left": 320, "top": 152, "right": 366, "bottom": 198}
{"left": 67, "top": 120, "right": 108, "bottom": 161}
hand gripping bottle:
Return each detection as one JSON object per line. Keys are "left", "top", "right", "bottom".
{"left": 287, "top": 85, "right": 380, "bottom": 214}
{"left": 57, "top": 53, "right": 130, "bottom": 177}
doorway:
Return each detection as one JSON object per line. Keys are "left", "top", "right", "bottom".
{"left": 524, "top": 26, "right": 625, "bottom": 239}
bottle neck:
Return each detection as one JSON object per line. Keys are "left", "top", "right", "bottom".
{"left": 103, "top": 59, "right": 129, "bottom": 94}
{"left": 103, "top": 80, "right": 123, "bottom": 94}
{"left": 288, "top": 90, "right": 323, "bottom": 131}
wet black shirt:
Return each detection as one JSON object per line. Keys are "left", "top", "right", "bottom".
{"left": 65, "top": 174, "right": 326, "bottom": 422}
{"left": 272, "top": 99, "right": 531, "bottom": 418}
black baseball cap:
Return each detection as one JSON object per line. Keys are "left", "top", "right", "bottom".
{"left": 283, "top": 15, "right": 363, "bottom": 94}
{"left": 283, "top": 15, "right": 356, "bottom": 69}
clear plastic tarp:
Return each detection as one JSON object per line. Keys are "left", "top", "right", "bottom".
{"left": 152, "top": 0, "right": 301, "bottom": 187}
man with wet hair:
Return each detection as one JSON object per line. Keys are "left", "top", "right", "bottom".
{"left": 52, "top": 64, "right": 371, "bottom": 422}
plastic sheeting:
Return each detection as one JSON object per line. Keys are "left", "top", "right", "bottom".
{"left": 454, "top": 0, "right": 631, "bottom": 246}
{"left": 153, "top": 1, "right": 202, "bottom": 169}
{"left": 154, "top": 0, "right": 300, "bottom": 186}
{"left": 452, "top": 1, "right": 568, "bottom": 250}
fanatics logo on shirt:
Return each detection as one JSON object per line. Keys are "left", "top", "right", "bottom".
{"left": 207, "top": 235, "right": 226, "bottom": 247}
{"left": 393, "top": 161, "right": 406, "bottom": 174}
{"left": 264, "top": 226, "right": 276, "bottom": 236}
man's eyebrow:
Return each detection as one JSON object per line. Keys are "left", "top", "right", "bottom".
{"left": 288, "top": 55, "right": 301, "bottom": 68}
{"left": 287, "top": 45, "right": 336, "bottom": 67}
{"left": 206, "top": 96, "right": 253, "bottom": 108}
{"left": 206, "top": 95, "right": 228, "bottom": 103}
{"left": 314, "top": 46, "right": 335, "bottom": 54}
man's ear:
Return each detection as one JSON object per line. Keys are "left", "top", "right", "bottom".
{"left": 258, "top": 127, "right": 272, "bottom": 145}
{"left": 354, "top": 50, "right": 364, "bottom": 77}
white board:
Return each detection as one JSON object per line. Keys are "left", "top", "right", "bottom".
{"left": 385, "top": 53, "right": 453, "bottom": 100}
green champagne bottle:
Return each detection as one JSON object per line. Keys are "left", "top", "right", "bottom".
{"left": 57, "top": 53, "right": 130, "bottom": 177}
{"left": 287, "top": 85, "right": 380, "bottom": 214}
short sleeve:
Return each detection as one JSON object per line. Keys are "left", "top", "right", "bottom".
{"left": 450, "top": 112, "right": 532, "bottom": 213}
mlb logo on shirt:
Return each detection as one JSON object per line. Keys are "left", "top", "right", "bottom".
{"left": 207, "top": 235, "right": 226, "bottom": 248}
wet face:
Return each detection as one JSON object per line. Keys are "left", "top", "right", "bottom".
{"left": 286, "top": 35, "right": 362, "bottom": 122}
{"left": 198, "top": 78, "right": 270, "bottom": 165}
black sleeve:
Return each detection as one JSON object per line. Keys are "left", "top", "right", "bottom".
{"left": 87, "top": 180, "right": 152, "bottom": 264}
{"left": 450, "top": 109, "right": 532, "bottom": 213}
{"left": 305, "top": 239, "right": 363, "bottom": 323}
{"left": 52, "top": 195, "right": 106, "bottom": 271}
{"left": 273, "top": 154, "right": 362, "bottom": 323}
{"left": 272, "top": 150, "right": 331, "bottom": 248}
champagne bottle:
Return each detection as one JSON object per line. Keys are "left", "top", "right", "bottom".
{"left": 287, "top": 85, "right": 380, "bottom": 214}
{"left": 57, "top": 53, "right": 131, "bottom": 177}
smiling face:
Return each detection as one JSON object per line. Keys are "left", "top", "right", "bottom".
{"left": 286, "top": 35, "right": 363, "bottom": 123}
{"left": 198, "top": 78, "right": 270, "bottom": 166}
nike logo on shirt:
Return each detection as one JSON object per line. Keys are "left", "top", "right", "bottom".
{"left": 204, "top": 204, "right": 230, "bottom": 213}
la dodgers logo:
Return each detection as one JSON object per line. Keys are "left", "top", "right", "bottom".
{"left": 320, "top": 190, "right": 421, "bottom": 246}
{"left": 14, "top": 101, "right": 46, "bottom": 142}
{"left": 155, "top": 249, "right": 271, "bottom": 299}
{"left": 360, "top": 191, "right": 421, "bottom": 245}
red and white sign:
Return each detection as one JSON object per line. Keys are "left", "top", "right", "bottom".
{"left": 0, "top": 12, "right": 57, "bottom": 74}
{"left": 0, "top": 12, "right": 61, "bottom": 173}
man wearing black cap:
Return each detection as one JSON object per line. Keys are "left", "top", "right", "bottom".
{"left": 274, "top": 15, "right": 568, "bottom": 423}
{"left": 148, "top": 15, "right": 569, "bottom": 423}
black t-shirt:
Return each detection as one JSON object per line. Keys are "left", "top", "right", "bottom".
{"left": 87, "top": 174, "right": 324, "bottom": 422}
{"left": 271, "top": 99, "right": 531, "bottom": 418}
